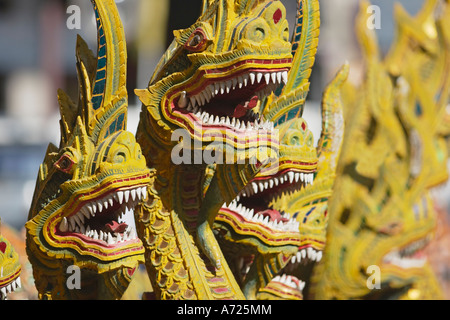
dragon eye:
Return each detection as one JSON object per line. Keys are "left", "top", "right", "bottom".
{"left": 54, "top": 154, "right": 75, "bottom": 174}
{"left": 185, "top": 28, "right": 208, "bottom": 52}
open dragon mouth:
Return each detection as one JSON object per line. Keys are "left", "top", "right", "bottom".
{"left": 260, "top": 246, "right": 323, "bottom": 300}
{"left": 217, "top": 169, "right": 315, "bottom": 244}
{"left": 57, "top": 185, "right": 147, "bottom": 248}
{"left": 171, "top": 64, "right": 291, "bottom": 133}
{"left": 0, "top": 271, "right": 21, "bottom": 300}
{"left": 382, "top": 236, "right": 431, "bottom": 270}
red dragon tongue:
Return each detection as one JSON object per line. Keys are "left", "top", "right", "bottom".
{"left": 106, "top": 221, "right": 128, "bottom": 234}
{"left": 233, "top": 96, "right": 259, "bottom": 118}
{"left": 258, "top": 209, "right": 283, "bottom": 222}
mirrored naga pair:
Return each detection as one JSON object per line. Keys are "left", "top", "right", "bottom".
{"left": 1, "top": 0, "right": 448, "bottom": 300}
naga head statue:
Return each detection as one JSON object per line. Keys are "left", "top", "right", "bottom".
{"left": 135, "top": 0, "right": 294, "bottom": 174}
{"left": 25, "top": 0, "right": 152, "bottom": 299}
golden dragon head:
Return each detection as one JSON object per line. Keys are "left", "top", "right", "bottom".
{"left": 135, "top": 0, "right": 293, "bottom": 171}
{"left": 25, "top": 0, "right": 152, "bottom": 299}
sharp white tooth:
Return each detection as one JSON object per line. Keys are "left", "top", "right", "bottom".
{"left": 311, "top": 249, "right": 317, "bottom": 261}
{"left": 189, "top": 97, "right": 196, "bottom": 108}
{"left": 86, "top": 226, "right": 91, "bottom": 234}
{"left": 291, "top": 255, "right": 297, "bottom": 264}
{"left": 280, "top": 176, "right": 284, "bottom": 184}
{"left": 82, "top": 208, "right": 90, "bottom": 219}
{"left": 131, "top": 189, "right": 137, "bottom": 201}
{"left": 207, "top": 85, "right": 215, "bottom": 98}
{"left": 103, "top": 200, "right": 109, "bottom": 210}
{"left": 294, "top": 173, "right": 300, "bottom": 183}
{"left": 199, "top": 92, "right": 207, "bottom": 106}
{"left": 317, "top": 251, "right": 323, "bottom": 262}
{"left": 307, "top": 247, "right": 313, "bottom": 258}
{"left": 274, "top": 177, "right": 279, "bottom": 186}
{"left": 259, "top": 182, "right": 265, "bottom": 192}
{"left": 243, "top": 74, "right": 249, "bottom": 86}
{"left": 226, "top": 80, "right": 232, "bottom": 93}
{"left": 69, "top": 217, "right": 76, "bottom": 231}
{"left": 123, "top": 232, "right": 128, "bottom": 242}
{"left": 87, "top": 205, "right": 94, "bottom": 216}
{"left": 107, "top": 233, "right": 115, "bottom": 245}
{"left": 97, "top": 201, "right": 103, "bottom": 213}
{"left": 124, "top": 190, "right": 130, "bottom": 203}
{"left": 136, "top": 188, "right": 142, "bottom": 200}
{"left": 252, "top": 182, "right": 258, "bottom": 194}
{"left": 257, "top": 73, "right": 263, "bottom": 83}
{"left": 75, "top": 214, "right": 84, "bottom": 227}
{"left": 15, "top": 277, "right": 21, "bottom": 289}
{"left": 264, "top": 73, "right": 270, "bottom": 85}
{"left": 116, "top": 234, "right": 123, "bottom": 243}
{"left": 232, "top": 77, "right": 238, "bottom": 90}
{"left": 288, "top": 171, "right": 295, "bottom": 184}
{"left": 238, "top": 75, "right": 244, "bottom": 88}
{"left": 271, "top": 72, "right": 277, "bottom": 84}
{"left": 276, "top": 72, "right": 282, "bottom": 84}
{"left": 1, "top": 287, "right": 6, "bottom": 297}
{"left": 296, "top": 252, "right": 302, "bottom": 263}
{"left": 178, "top": 91, "right": 188, "bottom": 109}
{"left": 214, "top": 82, "right": 220, "bottom": 95}
{"left": 142, "top": 186, "right": 148, "bottom": 200}
{"left": 248, "top": 209, "right": 255, "bottom": 219}
{"left": 249, "top": 73, "right": 256, "bottom": 85}
{"left": 108, "top": 197, "right": 114, "bottom": 207}
{"left": 60, "top": 217, "right": 68, "bottom": 232}
{"left": 117, "top": 191, "right": 124, "bottom": 204}
{"left": 282, "top": 71, "right": 288, "bottom": 84}
{"left": 300, "top": 281, "right": 305, "bottom": 291}
{"left": 263, "top": 216, "right": 269, "bottom": 225}
{"left": 220, "top": 82, "right": 226, "bottom": 94}
{"left": 93, "top": 230, "right": 99, "bottom": 240}
{"left": 301, "top": 249, "right": 306, "bottom": 258}
{"left": 6, "top": 284, "right": 11, "bottom": 294}
{"left": 280, "top": 274, "right": 287, "bottom": 283}
{"left": 269, "top": 179, "right": 274, "bottom": 189}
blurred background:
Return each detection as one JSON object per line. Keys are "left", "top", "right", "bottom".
{"left": 0, "top": 0, "right": 448, "bottom": 297}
